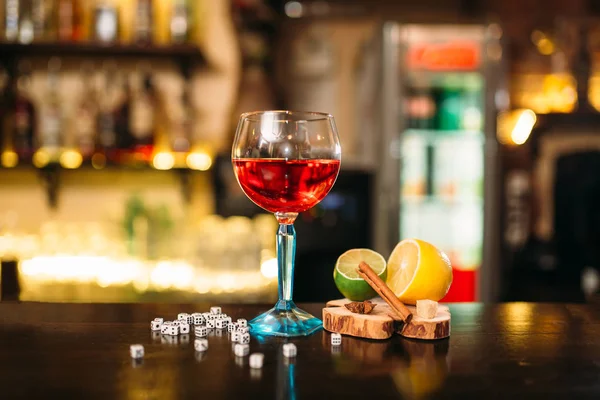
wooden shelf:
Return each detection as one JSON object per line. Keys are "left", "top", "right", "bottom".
{"left": 0, "top": 41, "right": 205, "bottom": 63}
{"left": 0, "top": 161, "right": 203, "bottom": 207}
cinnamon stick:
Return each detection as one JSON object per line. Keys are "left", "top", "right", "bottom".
{"left": 357, "top": 261, "right": 413, "bottom": 324}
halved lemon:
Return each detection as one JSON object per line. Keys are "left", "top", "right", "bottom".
{"left": 334, "top": 248, "right": 387, "bottom": 301}
{"left": 386, "top": 239, "right": 453, "bottom": 305}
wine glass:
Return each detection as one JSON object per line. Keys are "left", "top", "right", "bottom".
{"left": 232, "top": 110, "right": 341, "bottom": 337}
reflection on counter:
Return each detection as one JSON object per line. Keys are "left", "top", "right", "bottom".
{"left": 322, "top": 333, "right": 450, "bottom": 400}
{"left": 0, "top": 211, "right": 279, "bottom": 303}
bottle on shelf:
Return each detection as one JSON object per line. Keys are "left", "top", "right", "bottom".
{"left": 38, "top": 57, "right": 64, "bottom": 157}
{"left": 74, "top": 62, "right": 98, "bottom": 159}
{"left": 0, "top": 66, "right": 11, "bottom": 162}
{"left": 57, "top": 0, "right": 74, "bottom": 41}
{"left": 18, "top": 0, "right": 34, "bottom": 44}
{"left": 11, "top": 61, "right": 36, "bottom": 161}
{"left": 94, "top": 0, "right": 118, "bottom": 43}
{"left": 71, "top": 0, "right": 87, "bottom": 41}
{"left": 32, "top": 0, "right": 56, "bottom": 41}
{"left": 170, "top": 0, "right": 189, "bottom": 44}
{"left": 134, "top": 0, "right": 153, "bottom": 44}
{"left": 4, "top": 0, "right": 20, "bottom": 41}
{"left": 96, "top": 61, "right": 123, "bottom": 163}
{"left": 126, "top": 64, "right": 156, "bottom": 160}
{"left": 169, "top": 82, "right": 192, "bottom": 153}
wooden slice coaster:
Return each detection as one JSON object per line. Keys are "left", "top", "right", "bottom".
{"left": 323, "top": 298, "right": 451, "bottom": 340}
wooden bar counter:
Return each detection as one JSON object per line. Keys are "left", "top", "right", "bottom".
{"left": 0, "top": 302, "right": 598, "bottom": 399}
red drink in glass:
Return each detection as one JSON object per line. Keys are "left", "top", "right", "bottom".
{"left": 233, "top": 158, "right": 340, "bottom": 213}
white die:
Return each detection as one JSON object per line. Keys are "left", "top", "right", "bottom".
{"left": 240, "top": 333, "right": 250, "bottom": 344}
{"left": 210, "top": 306, "right": 221, "bottom": 314}
{"left": 231, "top": 331, "right": 240, "bottom": 342}
{"left": 195, "top": 326, "right": 208, "bottom": 337}
{"left": 202, "top": 312, "right": 212, "bottom": 321}
{"left": 227, "top": 322, "right": 237, "bottom": 333}
{"left": 179, "top": 323, "right": 190, "bottom": 334}
{"left": 282, "top": 343, "right": 297, "bottom": 358}
{"left": 237, "top": 319, "right": 247, "bottom": 327}
{"left": 185, "top": 315, "right": 194, "bottom": 325}
{"left": 216, "top": 319, "right": 227, "bottom": 329}
{"left": 331, "top": 333, "right": 342, "bottom": 346}
{"left": 194, "top": 338, "right": 208, "bottom": 352}
{"left": 249, "top": 353, "right": 264, "bottom": 369}
{"left": 237, "top": 326, "right": 249, "bottom": 334}
{"left": 130, "top": 344, "right": 144, "bottom": 359}
{"left": 192, "top": 313, "right": 205, "bottom": 325}
{"left": 234, "top": 343, "right": 249, "bottom": 357}
{"left": 177, "top": 313, "right": 189, "bottom": 321}
{"left": 162, "top": 325, "right": 179, "bottom": 336}
{"left": 223, "top": 317, "right": 232, "bottom": 324}
{"left": 150, "top": 320, "right": 162, "bottom": 331}
{"left": 153, "top": 317, "right": 164, "bottom": 324}
{"left": 172, "top": 320, "right": 181, "bottom": 327}
{"left": 206, "top": 319, "right": 215, "bottom": 329}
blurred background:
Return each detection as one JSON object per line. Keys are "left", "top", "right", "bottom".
{"left": 0, "top": 0, "right": 599, "bottom": 304}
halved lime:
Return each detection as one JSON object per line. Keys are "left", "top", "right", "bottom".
{"left": 334, "top": 249, "right": 387, "bottom": 301}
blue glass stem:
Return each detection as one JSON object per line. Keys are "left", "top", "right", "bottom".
{"left": 248, "top": 211, "right": 322, "bottom": 336}
{"left": 276, "top": 222, "right": 295, "bottom": 309}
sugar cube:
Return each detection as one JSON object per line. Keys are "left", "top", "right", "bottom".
{"left": 331, "top": 333, "right": 342, "bottom": 346}
{"left": 282, "top": 343, "right": 297, "bottom": 358}
{"left": 416, "top": 299, "right": 438, "bottom": 319}
{"left": 234, "top": 343, "right": 249, "bottom": 357}
{"left": 249, "top": 353, "right": 264, "bottom": 369}
{"left": 194, "top": 338, "right": 208, "bottom": 352}
{"left": 210, "top": 306, "right": 221, "bottom": 314}
{"left": 130, "top": 344, "right": 144, "bottom": 359}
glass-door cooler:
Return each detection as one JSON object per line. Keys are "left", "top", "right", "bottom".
{"left": 377, "top": 23, "right": 505, "bottom": 302}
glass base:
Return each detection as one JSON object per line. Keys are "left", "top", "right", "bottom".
{"left": 249, "top": 300, "right": 323, "bottom": 337}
